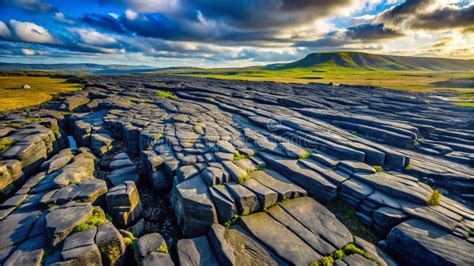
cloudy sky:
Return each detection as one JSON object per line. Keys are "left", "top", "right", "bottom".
{"left": 0, "top": 0, "right": 473, "bottom": 67}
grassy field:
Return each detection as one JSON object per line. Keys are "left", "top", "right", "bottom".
{"left": 180, "top": 66, "right": 473, "bottom": 92}
{"left": 176, "top": 65, "right": 474, "bottom": 107}
{"left": 0, "top": 76, "right": 82, "bottom": 111}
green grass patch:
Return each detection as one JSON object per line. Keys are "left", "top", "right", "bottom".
{"left": 122, "top": 231, "right": 138, "bottom": 246}
{"left": 426, "top": 189, "right": 442, "bottom": 206}
{"left": 176, "top": 65, "right": 474, "bottom": 93}
{"left": 233, "top": 151, "right": 249, "bottom": 161}
{"left": 156, "top": 242, "right": 169, "bottom": 253}
{"left": 153, "top": 81, "right": 167, "bottom": 86}
{"left": 310, "top": 243, "right": 373, "bottom": 266}
{"left": 0, "top": 76, "right": 81, "bottom": 111}
{"left": 298, "top": 151, "right": 312, "bottom": 160}
{"left": 255, "top": 164, "right": 266, "bottom": 171}
{"left": 469, "top": 230, "right": 474, "bottom": 237}
{"left": 373, "top": 166, "right": 384, "bottom": 173}
{"left": 224, "top": 214, "right": 240, "bottom": 228}
{"left": 155, "top": 90, "right": 177, "bottom": 99}
{"left": 453, "top": 102, "right": 474, "bottom": 108}
{"left": 343, "top": 243, "right": 372, "bottom": 260}
{"left": 238, "top": 173, "right": 251, "bottom": 183}
{"left": 332, "top": 250, "right": 345, "bottom": 260}
{"left": 74, "top": 207, "right": 106, "bottom": 232}
{"left": 0, "top": 138, "right": 16, "bottom": 154}
{"left": 311, "top": 256, "right": 334, "bottom": 266}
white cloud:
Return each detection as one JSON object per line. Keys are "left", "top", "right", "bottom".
{"left": 71, "top": 28, "right": 117, "bottom": 46}
{"left": 352, "top": 14, "right": 375, "bottom": 25}
{"left": 9, "top": 19, "right": 54, "bottom": 43}
{"left": 54, "top": 12, "right": 74, "bottom": 25}
{"left": 22, "top": 48, "right": 36, "bottom": 55}
{"left": 0, "top": 21, "right": 11, "bottom": 38}
{"left": 125, "top": 9, "right": 138, "bottom": 20}
{"left": 108, "top": 13, "right": 119, "bottom": 19}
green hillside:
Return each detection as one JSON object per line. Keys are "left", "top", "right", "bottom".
{"left": 265, "top": 51, "right": 474, "bottom": 71}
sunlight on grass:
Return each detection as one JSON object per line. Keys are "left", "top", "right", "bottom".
{"left": 179, "top": 67, "right": 474, "bottom": 93}
{"left": 0, "top": 76, "right": 82, "bottom": 111}
{"left": 155, "top": 90, "right": 177, "bottom": 99}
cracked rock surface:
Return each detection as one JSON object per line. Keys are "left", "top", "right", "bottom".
{"left": 0, "top": 76, "right": 473, "bottom": 265}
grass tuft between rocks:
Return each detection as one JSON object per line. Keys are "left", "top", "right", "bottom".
{"left": 122, "top": 231, "right": 138, "bottom": 246}
{"left": 238, "top": 173, "right": 251, "bottom": 183}
{"left": 156, "top": 242, "right": 169, "bottom": 254}
{"left": 233, "top": 152, "right": 249, "bottom": 161}
{"left": 310, "top": 243, "right": 373, "bottom": 266}
{"left": 373, "top": 165, "right": 384, "bottom": 173}
{"left": 426, "top": 189, "right": 442, "bottom": 206}
{"left": 0, "top": 137, "right": 16, "bottom": 154}
{"left": 155, "top": 90, "right": 177, "bottom": 99}
{"left": 74, "top": 207, "right": 106, "bottom": 232}
{"left": 223, "top": 214, "right": 240, "bottom": 228}
{"left": 298, "top": 151, "right": 312, "bottom": 160}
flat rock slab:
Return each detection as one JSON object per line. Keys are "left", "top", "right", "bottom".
{"left": 106, "top": 165, "right": 139, "bottom": 186}
{"left": 45, "top": 203, "right": 94, "bottom": 247}
{"left": 0, "top": 209, "right": 42, "bottom": 249}
{"left": 259, "top": 152, "right": 337, "bottom": 203}
{"left": 279, "top": 197, "right": 353, "bottom": 249}
{"left": 386, "top": 219, "right": 474, "bottom": 265}
{"left": 250, "top": 169, "right": 306, "bottom": 200}
{"left": 177, "top": 236, "right": 218, "bottom": 266}
{"left": 240, "top": 211, "right": 321, "bottom": 265}
{"left": 47, "top": 179, "right": 107, "bottom": 205}
{"left": 3, "top": 233, "right": 46, "bottom": 266}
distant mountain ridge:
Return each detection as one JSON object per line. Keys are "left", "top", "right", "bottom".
{"left": 265, "top": 52, "right": 474, "bottom": 71}
{"left": 0, "top": 63, "right": 156, "bottom": 74}
{"left": 1, "top": 52, "right": 473, "bottom": 74}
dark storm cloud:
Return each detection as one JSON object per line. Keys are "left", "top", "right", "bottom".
{"left": 82, "top": 14, "right": 127, "bottom": 34}
{"left": 346, "top": 23, "right": 404, "bottom": 40}
{"left": 410, "top": 4, "right": 474, "bottom": 30}
{"left": 375, "top": 0, "right": 474, "bottom": 31}
{"left": 179, "top": 0, "right": 357, "bottom": 29}
{"left": 2, "top": 0, "right": 57, "bottom": 13}
{"left": 296, "top": 23, "right": 403, "bottom": 48}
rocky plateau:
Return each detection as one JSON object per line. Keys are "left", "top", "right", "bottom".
{"left": 0, "top": 75, "right": 473, "bottom": 266}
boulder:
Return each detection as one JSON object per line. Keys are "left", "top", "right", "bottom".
{"left": 95, "top": 222, "right": 126, "bottom": 265}
{"left": 106, "top": 181, "right": 142, "bottom": 228}
{"left": 135, "top": 233, "right": 168, "bottom": 261}
{"left": 171, "top": 176, "right": 218, "bottom": 237}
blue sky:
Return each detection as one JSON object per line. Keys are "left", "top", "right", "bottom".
{"left": 0, "top": 0, "right": 473, "bottom": 67}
